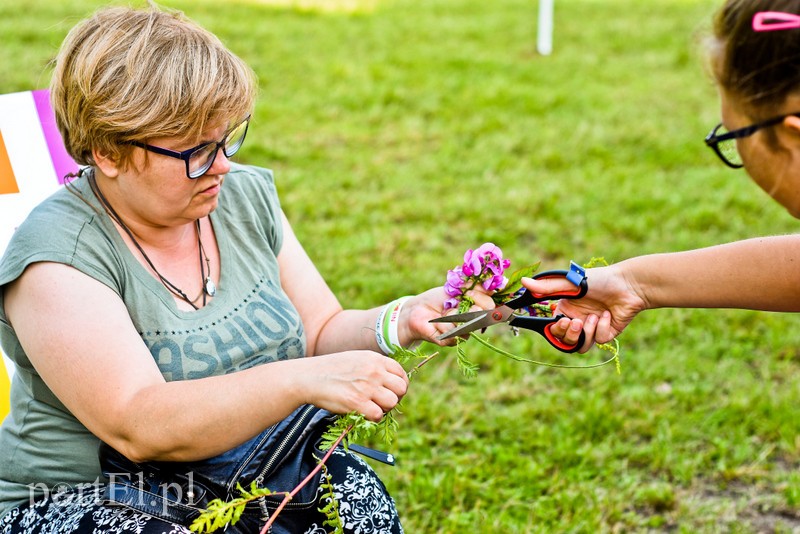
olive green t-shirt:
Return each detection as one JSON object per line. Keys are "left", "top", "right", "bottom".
{"left": 0, "top": 163, "right": 306, "bottom": 518}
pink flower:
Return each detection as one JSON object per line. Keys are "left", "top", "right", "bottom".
{"left": 482, "top": 274, "right": 508, "bottom": 292}
{"left": 462, "top": 248, "right": 481, "bottom": 277}
{"left": 444, "top": 267, "right": 466, "bottom": 297}
{"left": 473, "top": 243, "right": 510, "bottom": 275}
{"left": 442, "top": 243, "right": 512, "bottom": 309}
{"left": 443, "top": 297, "right": 460, "bottom": 310}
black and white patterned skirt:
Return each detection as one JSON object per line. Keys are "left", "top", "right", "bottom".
{"left": 0, "top": 448, "right": 403, "bottom": 534}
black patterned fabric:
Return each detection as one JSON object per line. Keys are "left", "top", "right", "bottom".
{"left": 0, "top": 448, "right": 402, "bottom": 534}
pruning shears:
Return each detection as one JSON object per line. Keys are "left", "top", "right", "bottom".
{"left": 429, "top": 261, "right": 588, "bottom": 353}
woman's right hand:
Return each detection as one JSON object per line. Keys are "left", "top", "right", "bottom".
{"left": 521, "top": 264, "right": 647, "bottom": 352}
{"left": 299, "top": 351, "right": 409, "bottom": 422}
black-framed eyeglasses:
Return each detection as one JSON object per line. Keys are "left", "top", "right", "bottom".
{"left": 704, "top": 113, "right": 800, "bottom": 169}
{"left": 127, "top": 115, "right": 250, "bottom": 179}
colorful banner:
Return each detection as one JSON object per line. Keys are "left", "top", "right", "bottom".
{"left": 0, "top": 89, "right": 77, "bottom": 414}
{"left": 0, "top": 359, "right": 8, "bottom": 418}
{"left": 32, "top": 89, "right": 78, "bottom": 185}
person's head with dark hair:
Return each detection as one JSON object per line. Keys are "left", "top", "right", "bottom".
{"left": 710, "top": 0, "right": 800, "bottom": 112}
{"left": 702, "top": 0, "right": 800, "bottom": 216}
{"left": 526, "top": 0, "right": 800, "bottom": 359}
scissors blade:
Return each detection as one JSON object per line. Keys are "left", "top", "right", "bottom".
{"left": 434, "top": 306, "right": 515, "bottom": 341}
{"left": 434, "top": 312, "right": 490, "bottom": 341}
{"left": 429, "top": 310, "right": 489, "bottom": 323}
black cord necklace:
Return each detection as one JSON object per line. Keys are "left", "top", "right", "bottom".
{"left": 88, "top": 173, "right": 215, "bottom": 310}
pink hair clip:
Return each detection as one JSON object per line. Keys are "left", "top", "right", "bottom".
{"left": 753, "top": 11, "right": 800, "bottom": 32}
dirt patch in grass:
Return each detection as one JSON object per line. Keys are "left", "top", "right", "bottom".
{"left": 676, "top": 479, "right": 800, "bottom": 533}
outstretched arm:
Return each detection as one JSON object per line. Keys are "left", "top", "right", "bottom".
{"left": 525, "top": 235, "right": 800, "bottom": 350}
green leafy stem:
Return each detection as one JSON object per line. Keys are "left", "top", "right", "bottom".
{"left": 190, "top": 346, "right": 437, "bottom": 534}
{"left": 470, "top": 333, "right": 621, "bottom": 373}
{"left": 190, "top": 427, "right": 351, "bottom": 534}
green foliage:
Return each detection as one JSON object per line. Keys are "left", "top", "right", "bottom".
{"left": 493, "top": 261, "right": 541, "bottom": 302}
{"left": 318, "top": 462, "right": 345, "bottom": 533}
{"left": 455, "top": 338, "right": 480, "bottom": 378}
{"left": 321, "top": 345, "right": 430, "bottom": 452}
{"left": 391, "top": 344, "right": 427, "bottom": 368}
{"left": 602, "top": 339, "right": 623, "bottom": 375}
{"left": 190, "top": 482, "right": 275, "bottom": 533}
{"left": 456, "top": 296, "right": 474, "bottom": 314}
{"left": 319, "top": 411, "right": 378, "bottom": 452}
{"left": 583, "top": 257, "right": 610, "bottom": 269}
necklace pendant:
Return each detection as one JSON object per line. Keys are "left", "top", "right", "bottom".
{"left": 204, "top": 277, "right": 217, "bottom": 297}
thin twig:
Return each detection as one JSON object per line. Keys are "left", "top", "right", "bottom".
{"left": 259, "top": 425, "right": 352, "bottom": 534}
{"left": 407, "top": 351, "right": 439, "bottom": 377}
{"left": 470, "top": 334, "right": 618, "bottom": 369}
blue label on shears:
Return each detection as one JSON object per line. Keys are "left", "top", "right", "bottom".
{"left": 566, "top": 261, "right": 586, "bottom": 286}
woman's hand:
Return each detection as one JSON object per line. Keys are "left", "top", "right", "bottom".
{"left": 299, "top": 351, "right": 409, "bottom": 422}
{"left": 396, "top": 286, "right": 496, "bottom": 347}
{"left": 522, "top": 264, "right": 647, "bottom": 353}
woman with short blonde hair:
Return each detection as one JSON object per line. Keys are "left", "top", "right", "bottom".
{"left": 0, "top": 4, "right": 489, "bottom": 532}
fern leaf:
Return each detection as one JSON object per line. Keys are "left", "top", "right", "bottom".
{"left": 456, "top": 338, "right": 479, "bottom": 378}
{"left": 317, "top": 463, "right": 344, "bottom": 533}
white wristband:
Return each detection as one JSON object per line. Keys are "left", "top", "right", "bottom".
{"left": 375, "top": 302, "right": 394, "bottom": 355}
{"left": 374, "top": 296, "right": 413, "bottom": 355}
{"left": 387, "top": 296, "right": 412, "bottom": 350}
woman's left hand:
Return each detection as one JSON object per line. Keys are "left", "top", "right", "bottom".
{"left": 398, "top": 286, "right": 496, "bottom": 347}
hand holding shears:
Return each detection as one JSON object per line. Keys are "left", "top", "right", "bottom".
{"left": 429, "top": 262, "right": 589, "bottom": 353}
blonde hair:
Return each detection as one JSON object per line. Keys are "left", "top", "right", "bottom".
{"left": 50, "top": 4, "right": 257, "bottom": 169}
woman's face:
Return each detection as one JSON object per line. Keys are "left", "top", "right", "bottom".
{"left": 720, "top": 90, "right": 800, "bottom": 218}
{"left": 111, "top": 120, "right": 233, "bottom": 228}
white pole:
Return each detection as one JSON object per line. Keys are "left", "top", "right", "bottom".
{"left": 537, "top": 0, "right": 554, "bottom": 56}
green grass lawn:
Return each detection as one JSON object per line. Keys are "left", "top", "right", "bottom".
{"left": 2, "top": 0, "right": 800, "bottom": 531}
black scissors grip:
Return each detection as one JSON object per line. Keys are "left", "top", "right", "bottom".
{"left": 504, "top": 266, "right": 588, "bottom": 309}
{"left": 508, "top": 315, "right": 585, "bottom": 353}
